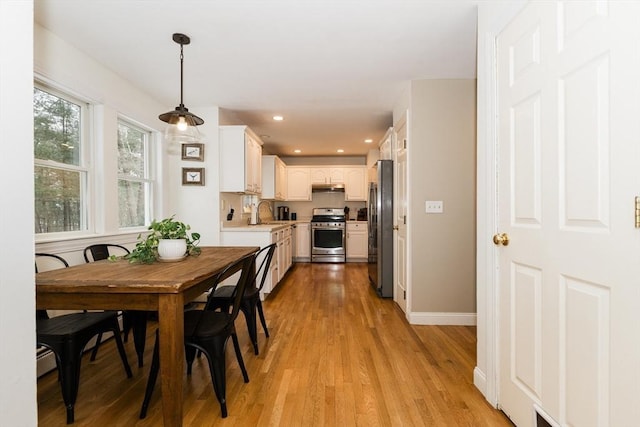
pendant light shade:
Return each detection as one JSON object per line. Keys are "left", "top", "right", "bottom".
{"left": 159, "top": 33, "right": 204, "bottom": 144}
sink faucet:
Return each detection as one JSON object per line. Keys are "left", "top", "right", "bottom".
{"left": 256, "top": 200, "right": 272, "bottom": 224}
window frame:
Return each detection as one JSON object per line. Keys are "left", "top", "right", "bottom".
{"left": 117, "top": 117, "right": 155, "bottom": 230}
{"left": 33, "top": 81, "right": 92, "bottom": 238}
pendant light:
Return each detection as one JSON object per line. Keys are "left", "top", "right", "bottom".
{"left": 159, "top": 33, "right": 204, "bottom": 144}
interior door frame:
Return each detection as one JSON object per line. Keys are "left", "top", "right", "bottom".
{"left": 475, "top": 0, "right": 528, "bottom": 408}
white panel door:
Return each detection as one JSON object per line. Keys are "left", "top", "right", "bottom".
{"left": 394, "top": 114, "right": 408, "bottom": 313}
{"left": 496, "top": 2, "right": 640, "bottom": 426}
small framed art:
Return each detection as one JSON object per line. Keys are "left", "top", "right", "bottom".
{"left": 181, "top": 143, "right": 204, "bottom": 161}
{"left": 182, "top": 167, "right": 205, "bottom": 186}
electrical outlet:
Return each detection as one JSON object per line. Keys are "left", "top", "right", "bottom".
{"left": 425, "top": 200, "right": 443, "bottom": 213}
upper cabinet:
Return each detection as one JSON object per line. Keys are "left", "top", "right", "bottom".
{"left": 219, "top": 125, "right": 263, "bottom": 194}
{"left": 344, "top": 167, "right": 367, "bottom": 201}
{"left": 310, "top": 167, "right": 345, "bottom": 185}
{"left": 286, "top": 167, "right": 311, "bottom": 201}
{"left": 262, "top": 155, "right": 287, "bottom": 200}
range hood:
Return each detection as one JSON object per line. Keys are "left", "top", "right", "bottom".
{"left": 311, "top": 183, "right": 345, "bottom": 193}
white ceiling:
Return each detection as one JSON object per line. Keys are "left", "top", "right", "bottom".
{"left": 34, "top": 0, "right": 480, "bottom": 157}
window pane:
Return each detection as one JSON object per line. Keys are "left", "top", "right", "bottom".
{"left": 33, "top": 87, "right": 81, "bottom": 166}
{"left": 34, "top": 165, "right": 82, "bottom": 233}
{"left": 118, "top": 180, "right": 147, "bottom": 227}
{"left": 118, "top": 122, "right": 145, "bottom": 178}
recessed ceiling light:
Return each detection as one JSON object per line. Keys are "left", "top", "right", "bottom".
{"left": 364, "top": 139, "right": 373, "bottom": 143}
{"left": 294, "top": 149, "right": 301, "bottom": 153}
{"left": 273, "top": 115, "right": 284, "bottom": 121}
{"left": 337, "top": 149, "right": 344, "bottom": 153}
{"left": 260, "top": 134, "right": 271, "bottom": 139}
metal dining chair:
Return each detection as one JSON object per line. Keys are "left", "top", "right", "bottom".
{"left": 139, "top": 251, "right": 256, "bottom": 419}
{"left": 83, "top": 243, "right": 148, "bottom": 367}
{"left": 205, "top": 243, "right": 276, "bottom": 355}
{"left": 36, "top": 253, "right": 133, "bottom": 424}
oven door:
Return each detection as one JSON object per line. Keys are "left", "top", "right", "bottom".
{"left": 311, "top": 225, "right": 345, "bottom": 263}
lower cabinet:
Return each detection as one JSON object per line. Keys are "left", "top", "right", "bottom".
{"left": 293, "top": 222, "right": 311, "bottom": 262}
{"left": 220, "top": 226, "right": 293, "bottom": 299}
{"left": 346, "top": 222, "right": 368, "bottom": 262}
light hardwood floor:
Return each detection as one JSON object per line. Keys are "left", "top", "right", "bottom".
{"left": 37, "top": 262, "right": 512, "bottom": 426}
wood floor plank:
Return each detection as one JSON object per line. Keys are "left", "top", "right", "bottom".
{"left": 37, "top": 262, "right": 512, "bottom": 426}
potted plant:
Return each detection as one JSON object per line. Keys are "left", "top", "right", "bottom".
{"left": 126, "top": 216, "right": 201, "bottom": 264}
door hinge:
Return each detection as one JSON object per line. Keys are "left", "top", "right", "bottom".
{"left": 403, "top": 215, "right": 406, "bottom": 225}
{"left": 635, "top": 196, "right": 640, "bottom": 228}
{"left": 403, "top": 138, "right": 407, "bottom": 149}
{"left": 403, "top": 290, "right": 406, "bottom": 299}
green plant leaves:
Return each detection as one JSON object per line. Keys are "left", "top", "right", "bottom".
{"left": 125, "top": 215, "right": 201, "bottom": 263}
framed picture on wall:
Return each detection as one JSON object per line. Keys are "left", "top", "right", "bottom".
{"left": 182, "top": 167, "right": 205, "bottom": 186}
{"left": 181, "top": 143, "right": 204, "bottom": 161}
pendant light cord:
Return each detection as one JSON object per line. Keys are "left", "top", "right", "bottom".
{"left": 179, "top": 43, "right": 184, "bottom": 107}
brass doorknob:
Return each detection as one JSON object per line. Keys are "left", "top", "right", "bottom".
{"left": 493, "top": 233, "right": 509, "bottom": 246}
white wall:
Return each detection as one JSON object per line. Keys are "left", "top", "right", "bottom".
{"left": 0, "top": 1, "right": 37, "bottom": 425}
{"left": 394, "top": 79, "right": 477, "bottom": 325}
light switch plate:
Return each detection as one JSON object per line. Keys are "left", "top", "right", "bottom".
{"left": 425, "top": 200, "right": 443, "bottom": 213}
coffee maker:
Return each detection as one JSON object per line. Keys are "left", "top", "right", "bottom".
{"left": 277, "top": 206, "right": 290, "bottom": 221}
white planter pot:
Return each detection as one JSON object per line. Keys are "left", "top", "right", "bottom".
{"left": 157, "top": 239, "right": 187, "bottom": 259}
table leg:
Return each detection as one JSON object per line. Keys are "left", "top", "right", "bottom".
{"left": 158, "top": 294, "right": 184, "bottom": 427}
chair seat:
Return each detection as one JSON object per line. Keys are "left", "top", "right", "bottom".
{"left": 37, "top": 311, "right": 119, "bottom": 338}
{"left": 212, "top": 285, "right": 259, "bottom": 299}
{"left": 184, "top": 310, "right": 231, "bottom": 338}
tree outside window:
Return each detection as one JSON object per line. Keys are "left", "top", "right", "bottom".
{"left": 118, "top": 120, "right": 152, "bottom": 228}
{"left": 33, "top": 86, "right": 87, "bottom": 234}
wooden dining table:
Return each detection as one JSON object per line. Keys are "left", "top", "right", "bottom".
{"left": 36, "top": 245, "right": 259, "bottom": 427}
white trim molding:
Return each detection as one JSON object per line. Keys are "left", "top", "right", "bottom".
{"left": 408, "top": 312, "right": 477, "bottom": 326}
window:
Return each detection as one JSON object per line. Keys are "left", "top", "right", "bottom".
{"left": 118, "top": 119, "right": 153, "bottom": 228}
{"left": 33, "top": 85, "right": 88, "bottom": 234}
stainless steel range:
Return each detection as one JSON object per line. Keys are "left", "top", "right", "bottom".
{"left": 311, "top": 208, "right": 346, "bottom": 263}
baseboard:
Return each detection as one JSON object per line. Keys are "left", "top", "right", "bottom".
{"left": 408, "top": 312, "right": 477, "bottom": 325}
{"left": 473, "top": 367, "right": 488, "bottom": 400}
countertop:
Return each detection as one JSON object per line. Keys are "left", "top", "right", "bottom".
{"left": 221, "top": 219, "right": 367, "bottom": 232}
{"left": 221, "top": 220, "right": 306, "bottom": 232}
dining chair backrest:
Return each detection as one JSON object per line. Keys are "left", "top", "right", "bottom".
{"left": 35, "top": 252, "right": 69, "bottom": 273}
{"left": 35, "top": 253, "right": 70, "bottom": 320}
{"left": 208, "top": 252, "right": 256, "bottom": 325}
{"left": 83, "top": 244, "right": 130, "bottom": 262}
{"left": 253, "top": 243, "right": 277, "bottom": 292}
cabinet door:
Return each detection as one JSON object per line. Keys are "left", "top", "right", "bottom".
{"left": 309, "top": 167, "right": 329, "bottom": 184}
{"left": 295, "top": 223, "right": 311, "bottom": 258}
{"left": 246, "top": 135, "right": 262, "bottom": 193}
{"left": 276, "top": 158, "right": 287, "bottom": 200}
{"left": 344, "top": 167, "right": 367, "bottom": 201}
{"left": 346, "top": 223, "right": 368, "bottom": 259}
{"left": 329, "top": 167, "right": 345, "bottom": 184}
{"left": 286, "top": 167, "right": 311, "bottom": 201}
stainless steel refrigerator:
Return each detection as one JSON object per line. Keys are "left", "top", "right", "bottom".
{"left": 368, "top": 159, "right": 393, "bottom": 297}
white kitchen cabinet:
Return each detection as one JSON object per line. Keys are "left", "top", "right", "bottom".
{"left": 293, "top": 222, "right": 311, "bottom": 261}
{"left": 346, "top": 222, "right": 368, "bottom": 261}
{"left": 310, "top": 167, "right": 345, "bottom": 184}
{"left": 286, "top": 167, "right": 311, "bottom": 201}
{"left": 220, "top": 225, "right": 293, "bottom": 299}
{"left": 272, "top": 227, "right": 292, "bottom": 283}
{"left": 219, "top": 125, "right": 263, "bottom": 194}
{"left": 344, "top": 167, "right": 367, "bottom": 201}
{"left": 262, "top": 155, "right": 286, "bottom": 200}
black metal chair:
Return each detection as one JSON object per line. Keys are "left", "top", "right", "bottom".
{"left": 139, "top": 252, "right": 256, "bottom": 419}
{"left": 205, "top": 243, "right": 276, "bottom": 355}
{"left": 35, "top": 253, "right": 133, "bottom": 424}
{"left": 83, "top": 244, "right": 148, "bottom": 367}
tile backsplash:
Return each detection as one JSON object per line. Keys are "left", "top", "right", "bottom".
{"left": 221, "top": 191, "right": 365, "bottom": 225}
